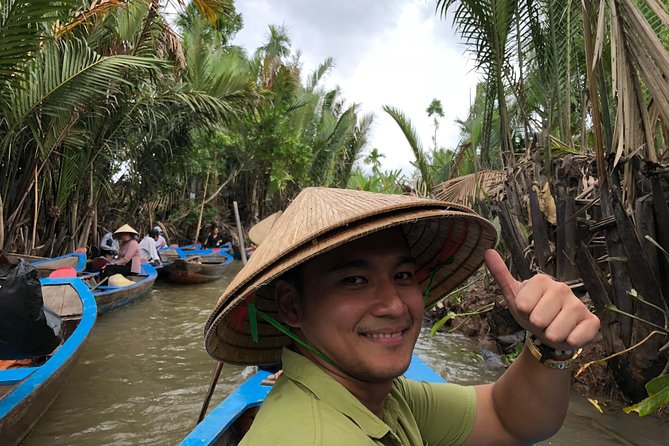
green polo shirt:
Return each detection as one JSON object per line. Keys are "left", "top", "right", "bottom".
{"left": 240, "top": 348, "right": 476, "bottom": 445}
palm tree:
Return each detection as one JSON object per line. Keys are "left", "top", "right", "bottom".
{"left": 364, "top": 148, "right": 386, "bottom": 175}
{"left": 436, "top": 0, "right": 517, "bottom": 167}
{"left": 426, "top": 98, "right": 445, "bottom": 151}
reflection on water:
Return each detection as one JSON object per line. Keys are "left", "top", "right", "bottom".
{"left": 23, "top": 263, "right": 668, "bottom": 445}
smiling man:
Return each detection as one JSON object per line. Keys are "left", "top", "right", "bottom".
{"left": 204, "top": 187, "right": 600, "bottom": 445}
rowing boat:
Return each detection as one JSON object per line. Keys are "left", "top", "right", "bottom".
{"left": 0, "top": 276, "right": 97, "bottom": 445}
{"left": 84, "top": 263, "right": 158, "bottom": 314}
{"left": 158, "top": 244, "right": 233, "bottom": 263}
{"left": 3, "top": 252, "right": 87, "bottom": 277}
{"left": 180, "top": 355, "right": 445, "bottom": 445}
{"left": 161, "top": 251, "right": 234, "bottom": 284}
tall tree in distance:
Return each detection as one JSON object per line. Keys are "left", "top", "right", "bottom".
{"left": 364, "top": 148, "right": 386, "bottom": 175}
{"left": 426, "top": 98, "right": 444, "bottom": 151}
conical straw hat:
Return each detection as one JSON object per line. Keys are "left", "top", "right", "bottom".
{"left": 248, "top": 211, "right": 282, "bottom": 245}
{"left": 204, "top": 187, "right": 496, "bottom": 365}
{"left": 114, "top": 224, "right": 139, "bottom": 236}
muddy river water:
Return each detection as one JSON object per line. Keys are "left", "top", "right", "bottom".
{"left": 23, "top": 263, "right": 668, "bottom": 445}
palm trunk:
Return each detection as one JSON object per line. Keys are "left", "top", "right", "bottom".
{"left": 0, "top": 194, "right": 4, "bottom": 250}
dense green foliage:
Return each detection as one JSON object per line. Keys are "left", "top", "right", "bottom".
{"left": 0, "top": 0, "right": 373, "bottom": 253}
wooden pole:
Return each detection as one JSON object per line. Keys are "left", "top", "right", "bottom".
{"left": 31, "top": 166, "right": 38, "bottom": 254}
{"left": 89, "top": 276, "right": 109, "bottom": 292}
{"left": 194, "top": 170, "right": 211, "bottom": 246}
{"left": 197, "top": 361, "right": 224, "bottom": 423}
{"left": 233, "top": 201, "right": 247, "bottom": 265}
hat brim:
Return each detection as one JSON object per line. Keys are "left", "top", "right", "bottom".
{"left": 205, "top": 208, "right": 496, "bottom": 365}
{"left": 114, "top": 224, "right": 139, "bottom": 236}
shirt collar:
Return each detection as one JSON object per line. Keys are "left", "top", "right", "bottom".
{"left": 281, "top": 347, "right": 393, "bottom": 440}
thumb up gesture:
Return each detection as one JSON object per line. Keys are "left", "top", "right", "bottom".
{"left": 485, "top": 249, "right": 600, "bottom": 351}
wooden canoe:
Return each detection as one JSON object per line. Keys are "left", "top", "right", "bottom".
{"left": 86, "top": 263, "right": 158, "bottom": 314}
{"left": 180, "top": 355, "right": 445, "bottom": 445}
{"left": 158, "top": 244, "right": 233, "bottom": 263}
{"left": 0, "top": 277, "right": 97, "bottom": 446}
{"left": 162, "top": 252, "right": 234, "bottom": 284}
{"left": 3, "top": 253, "right": 87, "bottom": 278}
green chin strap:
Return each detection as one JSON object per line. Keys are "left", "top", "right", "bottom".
{"left": 247, "top": 299, "right": 336, "bottom": 367}
{"left": 422, "top": 257, "right": 453, "bottom": 302}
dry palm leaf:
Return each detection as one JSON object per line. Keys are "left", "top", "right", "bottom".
{"left": 432, "top": 170, "right": 506, "bottom": 206}
{"left": 532, "top": 182, "right": 557, "bottom": 225}
{"left": 162, "top": 22, "right": 186, "bottom": 68}
{"left": 56, "top": 0, "right": 128, "bottom": 36}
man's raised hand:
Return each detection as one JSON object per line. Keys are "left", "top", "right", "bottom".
{"left": 484, "top": 249, "right": 600, "bottom": 351}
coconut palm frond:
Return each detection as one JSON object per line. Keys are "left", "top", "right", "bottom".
{"left": 189, "top": 0, "right": 234, "bottom": 27}
{"left": 382, "top": 105, "right": 433, "bottom": 190}
{"left": 2, "top": 38, "right": 167, "bottom": 144}
{"left": 433, "top": 170, "right": 506, "bottom": 206}
{"left": 307, "top": 57, "right": 334, "bottom": 91}
{"left": 612, "top": 0, "right": 669, "bottom": 164}
{"left": 0, "top": 0, "right": 75, "bottom": 84}
{"left": 310, "top": 105, "right": 356, "bottom": 186}
{"left": 56, "top": 0, "right": 127, "bottom": 36}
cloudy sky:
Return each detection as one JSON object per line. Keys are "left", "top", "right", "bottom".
{"left": 230, "top": 0, "right": 482, "bottom": 174}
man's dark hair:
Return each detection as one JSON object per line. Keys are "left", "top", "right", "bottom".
{"left": 278, "top": 263, "right": 304, "bottom": 296}
{"left": 148, "top": 228, "right": 159, "bottom": 238}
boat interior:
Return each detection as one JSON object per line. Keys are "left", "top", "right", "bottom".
{"left": 0, "top": 282, "right": 82, "bottom": 397}
{"left": 213, "top": 407, "right": 259, "bottom": 446}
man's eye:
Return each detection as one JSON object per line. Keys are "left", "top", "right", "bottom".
{"left": 395, "top": 272, "right": 414, "bottom": 281}
{"left": 343, "top": 276, "right": 365, "bottom": 286}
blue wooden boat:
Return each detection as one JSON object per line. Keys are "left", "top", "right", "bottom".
{"left": 4, "top": 252, "right": 87, "bottom": 277}
{"left": 0, "top": 276, "right": 97, "bottom": 445}
{"left": 85, "top": 263, "right": 158, "bottom": 314}
{"left": 158, "top": 244, "right": 232, "bottom": 263}
{"left": 180, "top": 355, "right": 444, "bottom": 445}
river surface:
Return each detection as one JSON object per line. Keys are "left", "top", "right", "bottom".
{"left": 23, "top": 262, "right": 668, "bottom": 445}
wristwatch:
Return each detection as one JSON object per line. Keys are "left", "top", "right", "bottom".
{"left": 525, "top": 332, "right": 582, "bottom": 370}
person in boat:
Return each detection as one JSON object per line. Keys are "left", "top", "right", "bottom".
{"left": 99, "top": 231, "right": 119, "bottom": 258}
{"left": 204, "top": 188, "right": 600, "bottom": 445}
{"left": 203, "top": 224, "right": 229, "bottom": 249}
{"left": 139, "top": 228, "right": 163, "bottom": 267}
{"left": 99, "top": 224, "right": 141, "bottom": 281}
{"left": 153, "top": 225, "right": 167, "bottom": 249}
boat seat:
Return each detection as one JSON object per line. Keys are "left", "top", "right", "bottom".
{"left": 42, "top": 283, "right": 83, "bottom": 317}
{"left": 0, "top": 366, "right": 39, "bottom": 385}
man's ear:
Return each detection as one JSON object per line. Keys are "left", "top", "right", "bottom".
{"left": 275, "top": 279, "right": 301, "bottom": 328}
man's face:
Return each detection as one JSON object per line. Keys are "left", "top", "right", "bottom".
{"left": 278, "top": 227, "right": 424, "bottom": 383}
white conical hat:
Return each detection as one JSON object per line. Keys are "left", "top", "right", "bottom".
{"left": 113, "top": 224, "right": 139, "bottom": 236}
{"left": 204, "top": 187, "right": 496, "bottom": 365}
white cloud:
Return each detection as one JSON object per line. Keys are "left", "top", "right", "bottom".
{"left": 231, "top": 0, "right": 481, "bottom": 175}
